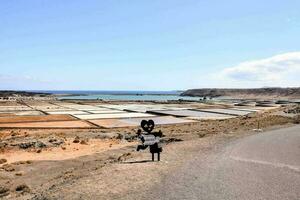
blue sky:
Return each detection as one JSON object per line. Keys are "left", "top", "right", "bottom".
{"left": 1, "top": 0, "right": 300, "bottom": 90}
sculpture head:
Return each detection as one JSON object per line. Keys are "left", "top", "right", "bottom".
{"left": 141, "top": 119, "right": 155, "bottom": 133}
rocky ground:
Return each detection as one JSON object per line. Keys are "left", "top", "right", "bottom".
{"left": 0, "top": 105, "right": 299, "bottom": 199}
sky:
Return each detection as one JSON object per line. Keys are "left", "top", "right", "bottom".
{"left": 1, "top": 0, "right": 300, "bottom": 90}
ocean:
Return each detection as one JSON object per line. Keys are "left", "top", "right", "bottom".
{"left": 28, "top": 90, "right": 202, "bottom": 101}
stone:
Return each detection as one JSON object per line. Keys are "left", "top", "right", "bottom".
{"left": 73, "top": 136, "right": 80, "bottom": 143}
{"left": 48, "top": 137, "right": 64, "bottom": 146}
{"left": 123, "top": 133, "right": 136, "bottom": 142}
{"left": 15, "top": 171, "right": 24, "bottom": 176}
{"left": 0, "top": 142, "right": 8, "bottom": 148}
{"left": 0, "top": 158, "right": 7, "bottom": 164}
{"left": 0, "top": 186, "right": 9, "bottom": 197}
{"left": 35, "top": 141, "right": 46, "bottom": 148}
{"left": 15, "top": 184, "right": 30, "bottom": 193}
{"left": 2, "top": 164, "right": 15, "bottom": 172}
{"left": 80, "top": 140, "right": 88, "bottom": 145}
{"left": 96, "top": 132, "right": 119, "bottom": 139}
{"left": 117, "top": 153, "right": 132, "bottom": 162}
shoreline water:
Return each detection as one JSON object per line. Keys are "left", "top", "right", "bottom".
{"left": 57, "top": 94, "right": 201, "bottom": 101}
{"left": 24, "top": 90, "right": 201, "bottom": 101}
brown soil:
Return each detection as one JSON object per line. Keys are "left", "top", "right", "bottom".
{"left": 0, "top": 113, "right": 15, "bottom": 117}
{"left": 0, "top": 114, "right": 75, "bottom": 124}
{"left": 0, "top": 120, "right": 94, "bottom": 128}
{"left": 89, "top": 119, "right": 136, "bottom": 128}
{"left": 23, "top": 101, "right": 56, "bottom": 107}
{"left": 2, "top": 138, "right": 134, "bottom": 164}
{"left": 0, "top": 101, "right": 298, "bottom": 199}
{"left": 0, "top": 102, "right": 22, "bottom": 106}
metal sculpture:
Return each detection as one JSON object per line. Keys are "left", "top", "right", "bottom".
{"left": 136, "top": 120, "right": 163, "bottom": 161}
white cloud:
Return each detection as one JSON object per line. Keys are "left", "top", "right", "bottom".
{"left": 220, "top": 52, "right": 300, "bottom": 87}
{"left": 0, "top": 74, "right": 55, "bottom": 90}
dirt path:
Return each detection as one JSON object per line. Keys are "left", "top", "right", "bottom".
{"left": 26, "top": 133, "right": 226, "bottom": 200}
{"left": 0, "top": 127, "right": 234, "bottom": 200}
{"left": 24, "top": 124, "right": 297, "bottom": 200}
{"left": 132, "top": 125, "right": 300, "bottom": 200}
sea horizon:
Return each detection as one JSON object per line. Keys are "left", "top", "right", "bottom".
{"left": 24, "top": 90, "right": 184, "bottom": 95}
{"left": 18, "top": 90, "right": 199, "bottom": 101}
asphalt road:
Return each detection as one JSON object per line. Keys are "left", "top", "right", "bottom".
{"left": 143, "top": 125, "right": 300, "bottom": 200}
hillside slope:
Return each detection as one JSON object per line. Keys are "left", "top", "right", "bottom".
{"left": 181, "top": 88, "right": 300, "bottom": 99}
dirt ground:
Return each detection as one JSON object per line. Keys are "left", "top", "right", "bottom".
{"left": 0, "top": 103, "right": 299, "bottom": 199}
{"left": 0, "top": 121, "right": 95, "bottom": 128}
{"left": 0, "top": 115, "right": 76, "bottom": 124}
{"left": 0, "top": 102, "right": 22, "bottom": 106}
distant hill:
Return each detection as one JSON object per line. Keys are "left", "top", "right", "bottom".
{"left": 180, "top": 87, "right": 300, "bottom": 99}
{"left": 0, "top": 90, "right": 52, "bottom": 97}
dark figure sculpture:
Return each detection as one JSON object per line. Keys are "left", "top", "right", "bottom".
{"left": 136, "top": 120, "right": 163, "bottom": 161}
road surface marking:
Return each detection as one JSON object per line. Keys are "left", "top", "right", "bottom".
{"left": 230, "top": 156, "right": 300, "bottom": 173}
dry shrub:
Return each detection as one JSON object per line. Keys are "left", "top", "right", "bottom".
{"left": 293, "top": 115, "right": 300, "bottom": 124}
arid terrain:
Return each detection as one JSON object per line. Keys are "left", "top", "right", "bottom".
{"left": 181, "top": 87, "right": 300, "bottom": 99}
{"left": 0, "top": 97, "right": 299, "bottom": 199}
{"left": 3, "top": 0, "right": 300, "bottom": 198}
